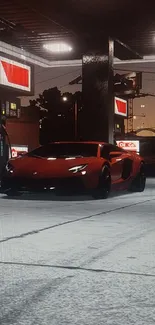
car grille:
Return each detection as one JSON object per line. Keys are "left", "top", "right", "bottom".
{"left": 2, "top": 176, "right": 84, "bottom": 191}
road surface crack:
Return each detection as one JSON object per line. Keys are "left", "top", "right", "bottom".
{"left": 1, "top": 260, "right": 155, "bottom": 278}
{"left": 0, "top": 198, "right": 154, "bottom": 244}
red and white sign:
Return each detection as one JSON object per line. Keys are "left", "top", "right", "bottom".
{"left": 0, "top": 56, "right": 31, "bottom": 92}
{"left": 11, "top": 145, "right": 28, "bottom": 158}
{"left": 116, "top": 140, "right": 140, "bottom": 153}
{"left": 114, "top": 97, "right": 127, "bottom": 117}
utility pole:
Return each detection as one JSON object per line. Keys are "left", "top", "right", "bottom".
{"left": 74, "top": 100, "right": 78, "bottom": 141}
{"left": 127, "top": 98, "right": 134, "bottom": 133}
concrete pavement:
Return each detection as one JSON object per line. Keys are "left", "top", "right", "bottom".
{"left": 1, "top": 179, "right": 155, "bottom": 324}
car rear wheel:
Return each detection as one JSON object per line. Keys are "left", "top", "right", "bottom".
{"left": 129, "top": 163, "right": 146, "bottom": 193}
{"left": 92, "top": 165, "right": 111, "bottom": 199}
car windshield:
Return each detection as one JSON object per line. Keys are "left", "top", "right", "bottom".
{"left": 28, "top": 143, "right": 98, "bottom": 158}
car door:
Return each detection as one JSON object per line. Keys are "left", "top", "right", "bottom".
{"left": 109, "top": 145, "right": 126, "bottom": 182}
{"left": 100, "top": 144, "right": 124, "bottom": 182}
{"left": 110, "top": 144, "right": 135, "bottom": 183}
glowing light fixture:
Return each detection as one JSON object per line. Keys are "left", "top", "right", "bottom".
{"left": 68, "top": 165, "right": 87, "bottom": 174}
{"left": 43, "top": 42, "right": 73, "bottom": 53}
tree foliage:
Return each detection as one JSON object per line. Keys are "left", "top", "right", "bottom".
{"left": 29, "top": 87, "right": 82, "bottom": 144}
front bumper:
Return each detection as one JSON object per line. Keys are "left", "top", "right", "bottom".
{"left": 0, "top": 175, "right": 88, "bottom": 194}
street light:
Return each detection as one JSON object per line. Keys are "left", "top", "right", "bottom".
{"left": 62, "top": 96, "right": 68, "bottom": 102}
{"left": 62, "top": 95, "right": 78, "bottom": 140}
{"left": 43, "top": 42, "right": 73, "bottom": 53}
{"left": 133, "top": 114, "right": 146, "bottom": 130}
{"left": 133, "top": 114, "right": 146, "bottom": 119}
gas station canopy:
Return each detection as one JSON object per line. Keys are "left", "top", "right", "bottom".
{"left": 0, "top": 1, "right": 155, "bottom": 67}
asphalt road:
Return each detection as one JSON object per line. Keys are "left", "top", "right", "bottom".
{"left": 1, "top": 179, "right": 155, "bottom": 325}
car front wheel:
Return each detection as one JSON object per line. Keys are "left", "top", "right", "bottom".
{"left": 5, "top": 190, "right": 22, "bottom": 197}
{"left": 92, "top": 165, "right": 111, "bottom": 199}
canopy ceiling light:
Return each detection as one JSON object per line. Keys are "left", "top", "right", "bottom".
{"left": 43, "top": 42, "right": 73, "bottom": 53}
{"left": 1, "top": 40, "right": 155, "bottom": 68}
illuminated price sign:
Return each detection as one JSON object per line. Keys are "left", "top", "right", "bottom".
{"left": 117, "top": 140, "right": 140, "bottom": 153}
{"left": 11, "top": 145, "right": 28, "bottom": 158}
{"left": 5, "top": 100, "right": 20, "bottom": 118}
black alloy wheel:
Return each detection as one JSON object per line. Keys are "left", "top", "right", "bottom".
{"left": 5, "top": 189, "right": 22, "bottom": 197}
{"left": 92, "top": 165, "right": 111, "bottom": 199}
{"left": 129, "top": 163, "right": 146, "bottom": 193}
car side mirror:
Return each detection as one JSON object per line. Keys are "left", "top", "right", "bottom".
{"left": 18, "top": 153, "right": 25, "bottom": 158}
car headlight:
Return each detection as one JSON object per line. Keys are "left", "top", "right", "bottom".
{"left": 6, "top": 162, "right": 14, "bottom": 173}
{"left": 68, "top": 164, "right": 87, "bottom": 174}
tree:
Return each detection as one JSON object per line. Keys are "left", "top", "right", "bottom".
{"left": 30, "top": 87, "right": 61, "bottom": 119}
{"left": 30, "top": 87, "right": 81, "bottom": 144}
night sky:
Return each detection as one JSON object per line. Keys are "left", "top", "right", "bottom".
{"left": 21, "top": 64, "right": 155, "bottom": 135}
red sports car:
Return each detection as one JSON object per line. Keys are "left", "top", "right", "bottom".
{"left": 0, "top": 142, "right": 146, "bottom": 199}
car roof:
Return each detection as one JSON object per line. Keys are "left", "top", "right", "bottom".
{"left": 51, "top": 141, "right": 107, "bottom": 145}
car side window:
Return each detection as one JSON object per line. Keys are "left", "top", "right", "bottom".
{"left": 100, "top": 145, "right": 110, "bottom": 159}
{"left": 109, "top": 144, "right": 124, "bottom": 153}
{"left": 100, "top": 144, "right": 124, "bottom": 159}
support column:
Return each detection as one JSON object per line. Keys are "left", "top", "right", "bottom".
{"left": 81, "top": 38, "right": 114, "bottom": 143}
{"left": 0, "top": 101, "right": 5, "bottom": 175}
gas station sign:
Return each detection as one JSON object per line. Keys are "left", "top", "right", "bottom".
{"left": 114, "top": 97, "right": 128, "bottom": 117}
{"left": 11, "top": 145, "right": 28, "bottom": 158}
{"left": 0, "top": 56, "right": 32, "bottom": 93}
{"left": 117, "top": 140, "right": 140, "bottom": 153}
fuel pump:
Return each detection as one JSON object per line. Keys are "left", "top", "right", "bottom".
{"left": 0, "top": 121, "right": 6, "bottom": 175}
{"left": 0, "top": 101, "right": 10, "bottom": 176}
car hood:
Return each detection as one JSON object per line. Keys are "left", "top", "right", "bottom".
{"left": 9, "top": 156, "right": 99, "bottom": 177}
